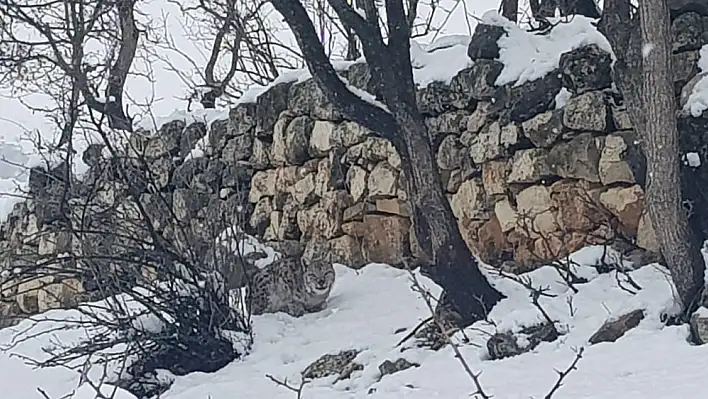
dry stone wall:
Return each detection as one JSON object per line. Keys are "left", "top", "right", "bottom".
{"left": 3, "top": 7, "right": 708, "bottom": 320}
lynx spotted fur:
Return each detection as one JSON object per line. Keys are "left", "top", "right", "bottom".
{"left": 247, "top": 255, "right": 335, "bottom": 317}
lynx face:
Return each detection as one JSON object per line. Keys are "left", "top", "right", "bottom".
{"left": 303, "top": 261, "right": 335, "bottom": 296}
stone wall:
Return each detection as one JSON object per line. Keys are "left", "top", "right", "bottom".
{"left": 3, "top": 7, "right": 708, "bottom": 319}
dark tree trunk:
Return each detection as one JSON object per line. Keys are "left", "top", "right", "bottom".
{"left": 272, "top": 0, "right": 504, "bottom": 327}
{"left": 638, "top": 0, "right": 704, "bottom": 315}
{"left": 600, "top": 0, "right": 705, "bottom": 317}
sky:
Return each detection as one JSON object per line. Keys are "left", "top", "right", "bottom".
{"left": 0, "top": 0, "right": 503, "bottom": 148}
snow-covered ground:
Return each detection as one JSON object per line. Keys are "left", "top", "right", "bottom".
{"left": 2, "top": 246, "right": 708, "bottom": 399}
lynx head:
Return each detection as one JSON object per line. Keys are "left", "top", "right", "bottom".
{"left": 301, "top": 237, "right": 335, "bottom": 296}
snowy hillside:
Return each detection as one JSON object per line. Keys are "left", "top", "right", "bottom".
{"left": 2, "top": 246, "right": 708, "bottom": 399}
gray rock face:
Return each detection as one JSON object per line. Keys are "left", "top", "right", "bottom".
{"left": 589, "top": 309, "right": 645, "bottom": 345}
{"left": 562, "top": 91, "right": 608, "bottom": 132}
{"left": 467, "top": 24, "right": 506, "bottom": 60}
{"left": 256, "top": 82, "right": 291, "bottom": 137}
{"left": 672, "top": 12, "right": 704, "bottom": 52}
{"left": 547, "top": 133, "right": 601, "bottom": 182}
{"left": 559, "top": 44, "right": 613, "bottom": 94}
{"left": 504, "top": 72, "right": 563, "bottom": 123}
{"left": 451, "top": 61, "right": 504, "bottom": 102}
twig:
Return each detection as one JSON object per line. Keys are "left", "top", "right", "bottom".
{"left": 407, "top": 270, "right": 492, "bottom": 399}
{"left": 543, "top": 347, "right": 585, "bottom": 399}
{"left": 266, "top": 374, "right": 309, "bottom": 399}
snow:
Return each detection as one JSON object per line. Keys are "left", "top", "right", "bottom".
{"left": 481, "top": 11, "right": 613, "bottom": 87}
{"left": 684, "top": 45, "right": 708, "bottom": 117}
{"left": 555, "top": 87, "right": 573, "bottom": 109}
{"left": 685, "top": 152, "right": 702, "bottom": 167}
{"left": 3, "top": 245, "right": 708, "bottom": 399}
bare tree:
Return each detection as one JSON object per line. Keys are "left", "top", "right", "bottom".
{"left": 599, "top": 0, "right": 705, "bottom": 317}
{"left": 0, "top": 0, "right": 143, "bottom": 136}
{"left": 270, "top": 0, "right": 504, "bottom": 328}
{"left": 159, "top": 0, "right": 304, "bottom": 109}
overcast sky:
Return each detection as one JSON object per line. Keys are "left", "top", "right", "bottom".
{"left": 0, "top": 0, "right": 502, "bottom": 149}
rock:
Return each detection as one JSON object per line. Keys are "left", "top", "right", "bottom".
{"left": 309, "top": 121, "right": 335, "bottom": 157}
{"left": 562, "top": 91, "right": 608, "bottom": 132}
{"left": 249, "top": 170, "right": 277, "bottom": 203}
{"left": 690, "top": 307, "right": 708, "bottom": 344}
{"left": 672, "top": 12, "right": 703, "bottom": 52}
{"left": 302, "top": 350, "right": 363, "bottom": 380}
{"left": 599, "top": 185, "right": 645, "bottom": 235}
{"left": 469, "top": 121, "right": 519, "bottom": 164}
{"left": 226, "top": 103, "right": 257, "bottom": 141}
{"left": 329, "top": 235, "right": 366, "bottom": 268}
{"left": 612, "top": 106, "right": 633, "bottom": 130}
{"left": 483, "top": 160, "right": 509, "bottom": 196}
{"left": 256, "top": 82, "right": 292, "bottom": 137}
{"left": 451, "top": 61, "right": 504, "bottom": 102}
{"left": 250, "top": 138, "right": 271, "bottom": 170}
{"left": 180, "top": 122, "right": 207, "bottom": 158}
{"left": 551, "top": 179, "right": 606, "bottom": 232}
{"left": 332, "top": 121, "right": 369, "bottom": 148}
{"left": 487, "top": 323, "right": 558, "bottom": 360}
{"left": 376, "top": 198, "right": 410, "bottom": 217}
{"left": 149, "top": 157, "right": 174, "bottom": 190}
{"left": 367, "top": 162, "right": 398, "bottom": 199}
{"left": 450, "top": 179, "right": 486, "bottom": 220}
{"left": 515, "top": 185, "right": 558, "bottom": 237}
{"left": 290, "top": 173, "right": 317, "bottom": 206}
{"left": 436, "top": 135, "right": 466, "bottom": 170}
{"left": 505, "top": 72, "right": 563, "bottom": 123}
{"left": 507, "top": 149, "right": 552, "bottom": 184}
{"left": 599, "top": 132, "right": 645, "bottom": 185}
{"left": 547, "top": 133, "right": 601, "bottom": 182}
{"left": 669, "top": 0, "right": 708, "bottom": 17}
{"left": 426, "top": 111, "right": 468, "bottom": 141}
{"left": 637, "top": 212, "right": 660, "bottom": 253}
{"left": 495, "top": 198, "right": 518, "bottom": 232}
{"left": 173, "top": 188, "right": 210, "bottom": 223}
{"left": 559, "top": 44, "right": 613, "bottom": 94}
{"left": 272, "top": 115, "right": 313, "bottom": 165}
{"left": 589, "top": 309, "right": 645, "bottom": 344}
{"left": 522, "top": 109, "right": 565, "bottom": 147}
{"left": 672, "top": 50, "right": 700, "bottom": 88}
{"left": 342, "top": 202, "right": 374, "bottom": 223}
{"left": 361, "top": 214, "right": 411, "bottom": 265}
{"left": 467, "top": 24, "right": 506, "bottom": 60}
{"left": 465, "top": 102, "right": 492, "bottom": 134}
{"left": 465, "top": 215, "right": 513, "bottom": 264}
{"left": 378, "top": 358, "right": 419, "bottom": 378}
{"left": 298, "top": 190, "right": 352, "bottom": 239}
{"left": 288, "top": 79, "right": 342, "bottom": 120}
{"left": 680, "top": 73, "right": 705, "bottom": 110}
{"left": 346, "top": 165, "right": 368, "bottom": 202}
{"left": 221, "top": 133, "right": 254, "bottom": 164}
{"left": 417, "top": 81, "right": 459, "bottom": 115}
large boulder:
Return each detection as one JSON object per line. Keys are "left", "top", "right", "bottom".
{"left": 559, "top": 44, "right": 613, "bottom": 94}
{"left": 507, "top": 149, "right": 553, "bottom": 184}
{"left": 469, "top": 121, "right": 519, "bottom": 164}
{"left": 522, "top": 109, "right": 565, "bottom": 148}
{"left": 562, "top": 91, "right": 608, "bottom": 132}
{"left": 671, "top": 12, "right": 704, "bottom": 52}
{"left": 599, "top": 185, "right": 645, "bottom": 235}
{"left": 436, "top": 135, "right": 467, "bottom": 170}
{"left": 272, "top": 115, "right": 313, "bottom": 166}
{"left": 360, "top": 214, "right": 412, "bottom": 266}
{"left": 451, "top": 61, "right": 504, "bottom": 102}
{"left": 256, "top": 82, "right": 292, "bottom": 137}
{"left": 547, "top": 133, "right": 601, "bottom": 182}
{"left": 504, "top": 72, "right": 563, "bottom": 123}
{"left": 288, "top": 79, "right": 343, "bottom": 120}
{"left": 598, "top": 132, "right": 646, "bottom": 186}
{"left": 467, "top": 24, "right": 506, "bottom": 60}
{"left": 450, "top": 179, "right": 487, "bottom": 220}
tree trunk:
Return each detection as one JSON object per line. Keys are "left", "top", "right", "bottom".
{"left": 500, "top": 0, "right": 518, "bottom": 22}
{"left": 394, "top": 108, "right": 505, "bottom": 326}
{"left": 639, "top": 0, "right": 705, "bottom": 315}
{"left": 271, "top": 0, "right": 505, "bottom": 328}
